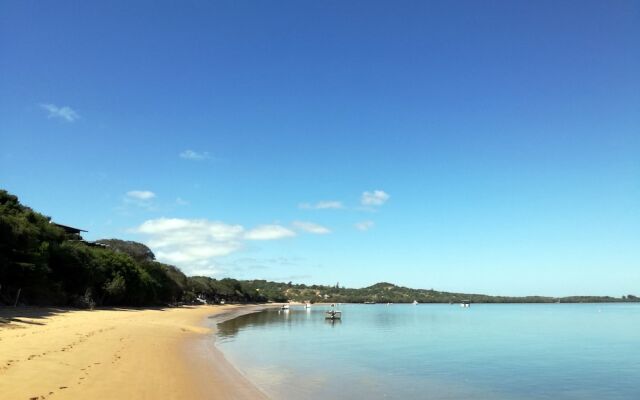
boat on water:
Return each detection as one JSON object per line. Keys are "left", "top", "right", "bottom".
{"left": 460, "top": 300, "right": 471, "bottom": 308}
{"left": 281, "top": 304, "right": 290, "bottom": 310}
{"left": 304, "top": 302, "right": 312, "bottom": 309}
{"left": 325, "top": 310, "right": 342, "bottom": 320}
{"left": 412, "top": 300, "right": 419, "bottom": 305}
{"left": 325, "top": 303, "right": 342, "bottom": 320}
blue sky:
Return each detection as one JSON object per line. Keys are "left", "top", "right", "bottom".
{"left": 1, "top": 1, "right": 638, "bottom": 296}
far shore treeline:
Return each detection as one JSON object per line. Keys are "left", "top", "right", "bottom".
{"left": 1, "top": 190, "right": 637, "bottom": 307}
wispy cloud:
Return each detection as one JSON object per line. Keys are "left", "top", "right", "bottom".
{"left": 244, "top": 225, "right": 296, "bottom": 240}
{"left": 361, "top": 190, "right": 389, "bottom": 207}
{"left": 176, "top": 197, "right": 189, "bottom": 206}
{"left": 268, "top": 274, "right": 313, "bottom": 282}
{"left": 126, "top": 190, "right": 156, "bottom": 200}
{"left": 355, "top": 220, "right": 375, "bottom": 231}
{"left": 214, "top": 256, "right": 308, "bottom": 278}
{"left": 134, "top": 218, "right": 297, "bottom": 276}
{"left": 299, "top": 200, "right": 343, "bottom": 210}
{"left": 179, "top": 149, "right": 210, "bottom": 161}
{"left": 120, "top": 190, "right": 157, "bottom": 212}
{"left": 40, "top": 103, "right": 80, "bottom": 122}
{"left": 293, "top": 221, "right": 331, "bottom": 234}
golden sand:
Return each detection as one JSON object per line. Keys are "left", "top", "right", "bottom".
{"left": 0, "top": 305, "right": 268, "bottom": 400}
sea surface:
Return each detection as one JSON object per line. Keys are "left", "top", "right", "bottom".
{"left": 215, "top": 303, "right": 640, "bottom": 400}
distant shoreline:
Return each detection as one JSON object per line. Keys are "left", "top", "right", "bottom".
{"left": 269, "top": 299, "right": 639, "bottom": 304}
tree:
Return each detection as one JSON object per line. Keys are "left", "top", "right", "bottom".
{"left": 96, "top": 239, "right": 155, "bottom": 262}
{"left": 104, "top": 273, "right": 126, "bottom": 303}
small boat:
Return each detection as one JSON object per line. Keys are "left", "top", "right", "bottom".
{"left": 412, "top": 300, "right": 419, "bottom": 305}
{"left": 281, "top": 304, "right": 290, "bottom": 310}
{"left": 460, "top": 300, "right": 471, "bottom": 308}
{"left": 304, "top": 302, "right": 312, "bottom": 309}
{"left": 325, "top": 310, "right": 342, "bottom": 320}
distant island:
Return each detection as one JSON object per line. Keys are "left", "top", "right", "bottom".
{"left": 1, "top": 189, "right": 637, "bottom": 307}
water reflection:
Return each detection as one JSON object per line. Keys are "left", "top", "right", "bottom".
{"left": 216, "top": 310, "right": 278, "bottom": 339}
{"left": 217, "top": 307, "right": 339, "bottom": 339}
{"left": 325, "top": 318, "right": 342, "bottom": 327}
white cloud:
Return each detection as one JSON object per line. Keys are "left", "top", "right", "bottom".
{"left": 245, "top": 225, "right": 296, "bottom": 240}
{"left": 179, "top": 149, "right": 210, "bottom": 160}
{"left": 134, "top": 218, "right": 298, "bottom": 276}
{"left": 40, "top": 103, "right": 80, "bottom": 122}
{"left": 137, "top": 218, "right": 243, "bottom": 240}
{"left": 126, "top": 190, "right": 156, "bottom": 200}
{"left": 176, "top": 197, "right": 189, "bottom": 206}
{"left": 355, "top": 220, "right": 375, "bottom": 231}
{"left": 121, "top": 190, "right": 157, "bottom": 211}
{"left": 361, "top": 190, "right": 389, "bottom": 206}
{"left": 299, "top": 200, "right": 343, "bottom": 210}
{"left": 292, "top": 221, "right": 331, "bottom": 234}
{"left": 135, "top": 218, "right": 245, "bottom": 272}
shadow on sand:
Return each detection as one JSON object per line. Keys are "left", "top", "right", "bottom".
{"left": 0, "top": 305, "right": 202, "bottom": 327}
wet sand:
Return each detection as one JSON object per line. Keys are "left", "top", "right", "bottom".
{"left": 0, "top": 305, "right": 269, "bottom": 400}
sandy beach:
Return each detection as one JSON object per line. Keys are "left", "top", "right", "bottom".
{"left": 0, "top": 305, "right": 268, "bottom": 400}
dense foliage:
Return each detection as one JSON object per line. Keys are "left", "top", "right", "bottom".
{"left": 1, "top": 189, "right": 637, "bottom": 307}
{"left": 94, "top": 239, "right": 156, "bottom": 263}
{"left": 0, "top": 190, "right": 263, "bottom": 307}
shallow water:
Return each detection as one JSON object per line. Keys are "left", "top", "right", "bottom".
{"left": 215, "top": 304, "right": 640, "bottom": 400}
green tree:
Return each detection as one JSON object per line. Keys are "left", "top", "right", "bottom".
{"left": 104, "top": 273, "right": 126, "bottom": 303}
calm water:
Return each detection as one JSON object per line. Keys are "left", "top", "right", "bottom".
{"left": 215, "top": 304, "right": 640, "bottom": 400}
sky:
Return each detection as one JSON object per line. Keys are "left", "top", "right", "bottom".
{"left": 1, "top": 1, "right": 638, "bottom": 296}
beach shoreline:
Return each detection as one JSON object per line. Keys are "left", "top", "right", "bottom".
{"left": 187, "top": 304, "right": 274, "bottom": 400}
{"left": 0, "top": 304, "right": 272, "bottom": 400}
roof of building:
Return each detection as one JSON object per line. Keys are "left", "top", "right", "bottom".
{"left": 51, "top": 222, "right": 88, "bottom": 234}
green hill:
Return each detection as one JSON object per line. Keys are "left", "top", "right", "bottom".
{"left": 239, "top": 280, "right": 634, "bottom": 304}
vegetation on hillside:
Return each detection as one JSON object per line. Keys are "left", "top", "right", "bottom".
{"left": 241, "top": 280, "right": 637, "bottom": 304}
{"left": 0, "top": 190, "right": 261, "bottom": 307}
{"left": 0, "top": 189, "right": 637, "bottom": 307}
